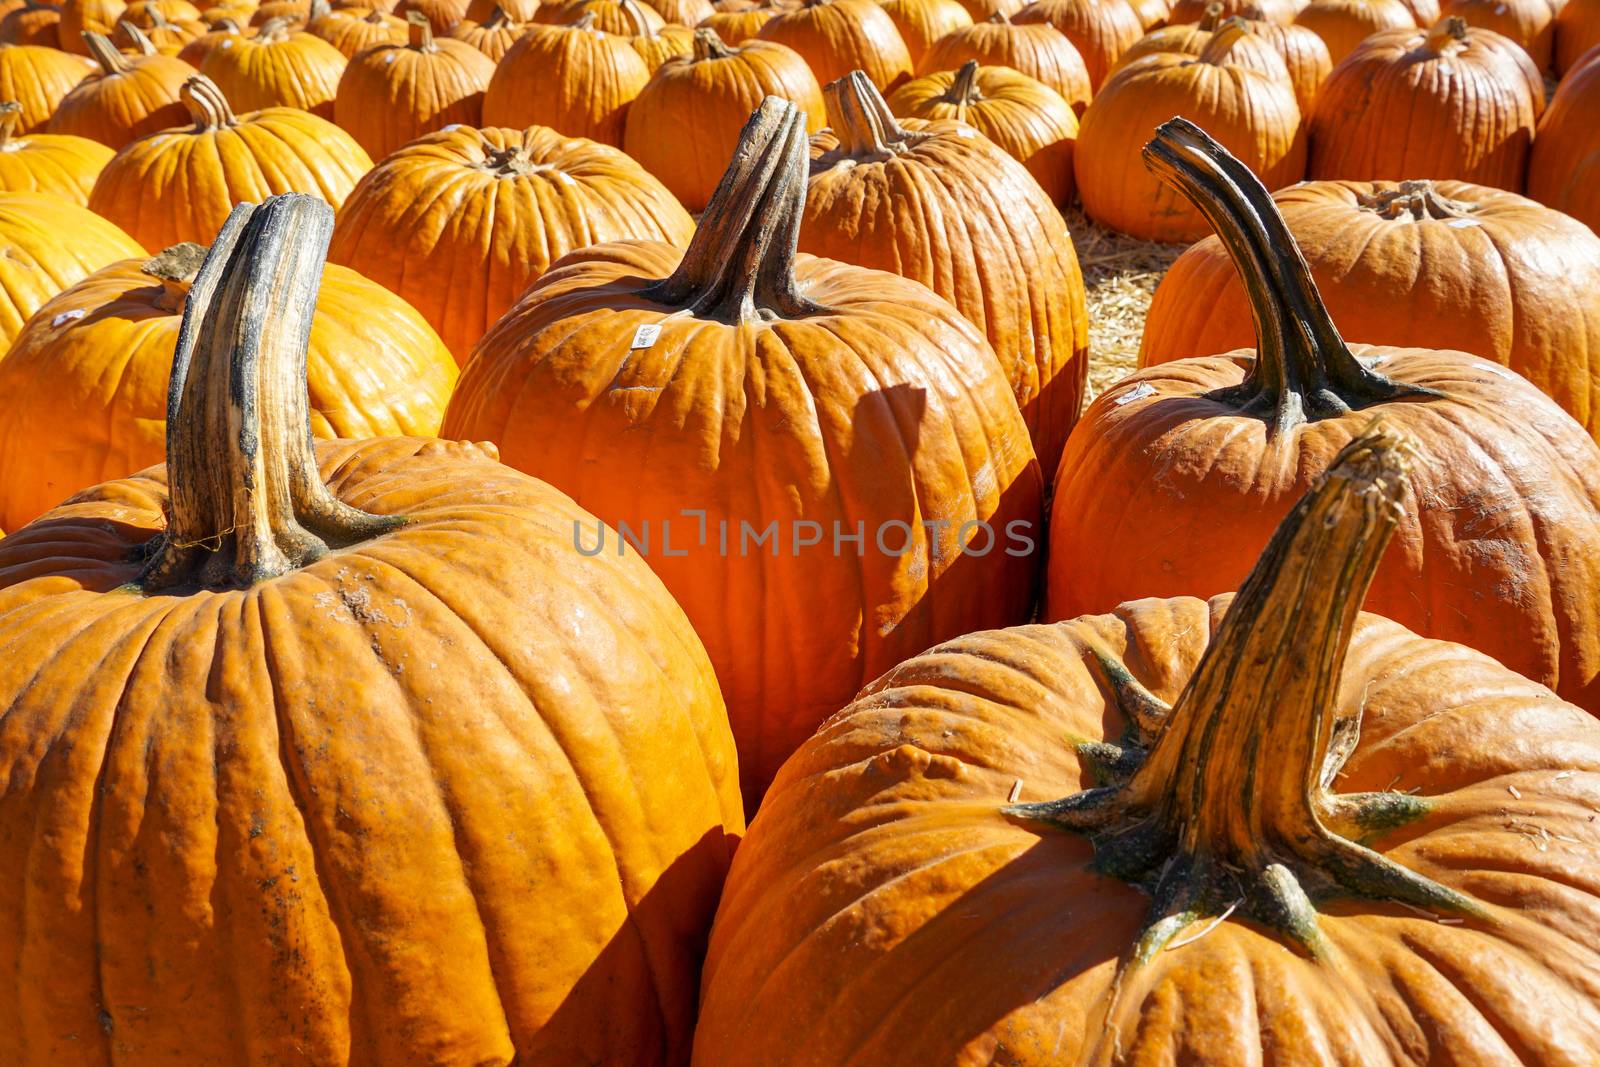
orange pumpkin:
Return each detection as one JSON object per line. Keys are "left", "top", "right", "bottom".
{"left": 1013, "top": 0, "right": 1144, "bottom": 88}
{"left": 887, "top": 59, "right": 1078, "bottom": 203}
{"left": 880, "top": 0, "right": 971, "bottom": 60}
{"left": 0, "top": 193, "right": 742, "bottom": 1065}
{"left": 333, "top": 12, "right": 492, "bottom": 158}
{"left": 649, "top": 0, "right": 713, "bottom": 22}
{"left": 1528, "top": 50, "right": 1600, "bottom": 236}
{"left": 1115, "top": 3, "right": 1329, "bottom": 106}
{"left": 1126, "top": 0, "right": 1166, "bottom": 25}
{"left": 806, "top": 72, "right": 1089, "bottom": 476}
{"left": 56, "top": 0, "right": 125, "bottom": 50}
{"left": 1110, "top": 0, "right": 1226, "bottom": 67}
{"left": 756, "top": 0, "right": 913, "bottom": 89}
{"left": 330, "top": 123, "right": 694, "bottom": 361}
{"left": 916, "top": 12, "right": 1091, "bottom": 112}
{"left": 1112, "top": 7, "right": 1293, "bottom": 74}
{"left": 1442, "top": 0, "right": 1562, "bottom": 68}
{"left": 0, "top": 190, "right": 143, "bottom": 349}
{"left": 620, "top": 0, "right": 693, "bottom": 66}
{"left": 482, "top": 15, "right": 649, "bottom": 145}
{"left": 47, "top": 31, "right": 194, "bottom": 148}
{"left": 1053, "top": 119, "right": 1600, "bottom": 711}
{"left": 249, "top": 0, "right": 310, "bottom": 20}
{"left": 463, "top": 0, "right": 533, "bottom": 17}
{"left": 443, "top": 99, "right": 1043, "bottom": 804}
{"left": 1555, "top": 0, "right": 1600, "bottom": 73}
{"left": 1309, "top": 18, "right": 1544, "bottom": 190}
{"left": 953, "top": 0, "right": 1022, "bottom": 15}
{"left": 0, "top": 99, "right": 113, "bottom": 202}
{"left": 307, "top": 2, "right": 405, "bottom": 51}
{"left": 1168, "top": 0, "right": 1296, "bottom": 19}
{"left": 392, "top": 0, "right": 466, "bottom": 28}
{"left": 198, "top": 12, "right": 346, "bottom": 116}
{"left": 695, "top": 425, "right": 1600, "bottom": 1067}
{"left": 174, "top": 14, "right": 252, "bottom": 61}
{"left": 113, "top": 6, "right": 207, "bottom": 48}
{"left": 536, "top": 0, "right": 660, "bottom": 27}
{"left": 0, "top": 44, "right": 91, "bottom": 131}
{"left": 445, "top": 3, "right": 527, "bottom": 53}
{"left": 1245, "top": 14, "right": 1329, "bottom": 108}
{"left": 624, "top": 28, "right": 823, "bottom": 211}
{"left": 696, "top": 3, "right": 772, "bottom": 40}
{"left": 1294, "top": 0, "right": 1414, "bottom": 61}
{"left": 0, "top": 0, "right": 62, "bottom": 43}
{"left": 89, "top": 75, "right": 371, "bottom": 248}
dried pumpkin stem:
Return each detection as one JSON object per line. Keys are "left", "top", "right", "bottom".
{"left": 121, "top": 20, "right": 158, "bottom": 52}
{"left": 309, "top": 0, "right": 330, "bottom": 19}
{"left": 0, "top": 101, "right": 19, "bottom": 146}
{"left": 1198, "top": 1, "right": 1223, "bottom": 31}
{"left": 820, "top": 70, "right": 923, "bottom": 162}
{"left": 945, "top": 59, "right": 982, "bottom": 105}
{"left": 257, "top": 15, "right": 293, "bottom": 40}
{"left": 406, "top": 9, "right": 435, "bottom": 49}
{"left": 1358, "top": 179, "right": 1478, "bottom": 221}
{"left": 482, "top": 5, "right": 510, "bottom": 26}
{"left": 181, "top": 75, "right": 238, "bottom": 130}
{"left": 985, "top": 9, "right": 1008, "bottom": 21}
{"left": 83, "top": 31, "right": 132, "bottom": 74}
{"left": 1141, "top": 118, "right": 1435, "bottom": 434}
{"left": 139, "top": 195, "right": 402, "bottom": 592}
{"left": 642, "top": 96, "right": 824, "bottom": 323}
{"left": 1425, "top": 14, "right": 1468, "bottom": 52}
{"left": 693, "top": 25, "right": 735, "bottom": 60}
{"left": 142, "top": 242, "right": 208, "bottom": 314}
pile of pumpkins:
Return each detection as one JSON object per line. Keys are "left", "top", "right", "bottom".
{"left": 0, "top": 0, "right": 1598, "bottom": 1058}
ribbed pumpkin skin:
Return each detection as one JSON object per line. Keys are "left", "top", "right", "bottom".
{"left": 330, "top": 124, "right": 694, "bottom": 362}
{"left": 879, "top": 0, "right": 971, "bottom": 60}
{"left": 1294, "top": 0, "right": 1415, "bottom": 62}
{"left": 693, "top": 598, "right": 1600, "bottom": 1066}
{"left": 755, "top": 0, "right": 913, "bottom": 89}
{"left": 805, "top": 115, "right": 1089, "bottom": 476}
{"left": 0, "top": 127, "right": 113, "bottom": 203}
{"left": 0, "top": 192, "right": 143, "bottom": 349}
{"left": 0, "top": 257, "right": 458, "bottom": 528}
{"left": 650, "top": 0, "right": 714, "bottom": 24}
{"left": 1442, "top": 0, "right": 1562, "bottom": 68}
{"left": 446, "top": 11, "right": 530, "bottom": 58}
{"left": 887, "top": 64, "right": 1078, "bottom": 204}
{"left": 198, "top": 19, "right": 347, "bottom": 115}
{"left": 1109, "top": 16, "right": 1294, "bottom": 79}
{"left": 307, "top": 5, "right": 407, "bottom": 54}
{"left": 56, "top": 0, "right": 124, "bottom": 51}
{"left": 0, "top": 433, "right": 744, "bottom": 1065}
{"left": 1528, "top": 56, "right": 1600, "bottom": 235}
{"left": 1247, "top": 18, "right": 1331, "bottom": 108}
{"left": 176, "top": 21, "right": 253, "bottom": 65}
{"left": 624, "top": 37, "right": 823, "bottom": 212}
{"left": 0, "top": 1, "right": 63, "bottom": 44}
{"left": 332, "top": 27, "right": 493, "bottom": 159}
{"left": 463, "top": 0, "right": 536, "bottom": 18}
{"left": 1308, "top": 23, "right": 1543, "bottom": 190}
{"left": 1140, "top": 180, "right": 1600, "bottom": 438}
{"left": 1013, "top": 0, "right": 1144, "bottom": 89}
{"left": 538, "top": 0, "right": 664, "bottom": 29}
{"left": 1555, "top": 0, "right": 1600, "bottom": 73}
{"left": 482, "top": 22, "right": 650, "bottom": 146}
{"left": 915, "top": 18, "right": 1091, "bottom": 112}
{"left": 628, "top": 19, "right": 693, "bottom": 67}
{"left": 696, "top": 5, "right": 772, "bottom": 42}
{"left": 47, "top": 47, "right": 196, "bottom": 149}
{"left": 0, "top": 44, "right": 91, "bottom": 131}
{"left": 393, "top": 0, "right": 468, "bottom": 30}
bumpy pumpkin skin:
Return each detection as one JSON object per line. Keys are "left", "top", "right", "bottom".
{"left": 481, "top": 20, "right": 651, "bottom": 146}
{"left": 0, "top": 43, "right": 92, "bottom": 131}
{"left": 755, "top": 0, "right": 913, "bottom": 90}
{"left": 1527, "top": 54, "right": 1600, "bottom": 238}
{"left": 329, "top": 124, "right": 695, "bottom": 362}
{"left": 0, "top": 191, "right": 144, "bottom": 350}
{"left": 915, "top": 15, "right": 1092, "bottom": 113}
{"left": 0, "top": 103, "right": 114, "bottom": 204}
{"left": 46, "top": 34, "right": 196, "bottom": 149}
{"left": 694, "top": 598, "right": 1600, "bottom": 1065}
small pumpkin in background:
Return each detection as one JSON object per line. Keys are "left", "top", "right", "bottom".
{"left": 1013, "top": 0, "right": 1144, "bottom": 89}
{"left": 483, "top": 15, "right": 649, "bottom": 145}
{"left": 89, "top": 75, "right": 371, "bottom": 248}
{"left": 0, "top": 190, "right": 143, "bottom": 349}
{"left": 651, "top": 0, "right": 715, "bottom": 23}
{"left": 330, "top": 123, "right": 694, "bottom": 361}
{"left": 175, "top": 14, "right": 250, "bottom": 61}
{"left": 1113, "top": 8, "right": 1293, "bottom": 76}
{"left": 624, "top": 28, "right": 823, "bottom": 211}
{"left": 392, "top": 0, "right": 466, "bottom": 29}
{"left": 0, "top": 43, "right": 92, "bottom": 131}
{"left": 1528, "top": 50, "right": 1600, "bottom": 236}
{"left": 1555, "top": 0, "right": 1600, "bottom": 73}
{"left": 620, "top": 0, "right": 693, "bottom": 67}
{"left": 916, "top": 12, "right": 1091, "bottom": 112}
{"left": 879, "top": 0, "right": 971, "bottom": 61}
{"left": 1309, "top": 18, "right": 1543, "bottom": 190}
{"left": 1141, "top": 178, "right": 1600, "bottom": 438}
{"left": 807, "top": 71, "right": 1090, "bottom": 476}
{"left": 0, "top": 0, "right": 62, "bottom": 43}
{"left": 1441, "top": 0, "right": 1562, "bottom": 69}
{"left": 198, "top": 12, "right": 346, "bottom": 116}
{"left": 696, "top": 3, "right": 772, "bottom": 41}
{"left": 1111, "top": 0, "right": 1227, "bottom": 66}
{"left": 1076, "top": 19, "right": 1303, "bottom": 240}
{"left": 0, "top": 99, "right": 113, "bottom": 203}
{"left": 537, "top": 0, "right": 658, "bottom": 28}
{"left": 47, "top": 31, "right": 194, "bottom": 148}
{"left": 333, "top": 12, "right": 492, "bottom": 159}
{"left": 248, "top": 0, "right": 309, "bottom": 20}
{"left": 307, "top": 2, "right": 405, "bottom": 52}
{"left": 953, "top": 0, "right": 1022, "bottom": 16}
{"left": 756, "top": 0, "right": 913, "bottom": 89}
{"left": 1127, "top": 0, "right": 1166, "bottom": 26}
{"left": 446, "top": 3, "right": 527, "bottom": 54}
{"left": 1166, "top": 0, "right": 1294, "bottom": 20}
{"left": 888, "top": 60, "right": 1078, "bottom": 204}
{"left": 463, "top": 0, "right": 533, "bottom": 17}
{"left": 1293, "top": 0, "right": 1414, "bottom": 62}
{"left": 114, "top": 6, "right": 205, "bottom": 48}
{"left": 1243, "top": 14, "right": 1329, "bottom": 108}
{"left": 56, "top": 0, "right": 125, "bottom": 51}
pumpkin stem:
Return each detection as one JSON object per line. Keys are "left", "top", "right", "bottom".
{"left": 1197, "top": 16, "right": 1250, "bottom": 61}
{"left": 1424, "top": 14, "right": 1468, "bottom": 52}
{"left": 83, "top": 30, "right": 132, "bottom": 72}
{"left": 945, "top": 59, "right": 982, "bottom": 104}
{"left": 1357, "top": 179, "right": 1478, "bottom": 222}
{"left": 642, "top": 96, "right": 824, "bottom": 324}
{"left": 180, "top": 75, "right": 238, "bottom": 130}
{"left": 362, "top": 8, "right": 384, "bottom": 22}
{"left": 147, "top": 7, "right": 170, "bottom": 29}
{"left": 620, "top": 0, "right": 653, "bottom": 36}
{"left": 482, "top": 5, "right": 510, "bottom": 26}
{"left": 1005, "top": 427, "right": 1483, "bottom": 967}
{"left": 257, "top": 14, "right": 294, "bottom": 39}
{"left": 139, "top": 195, "right": 402, "bottom": 592}
{"left": 406, "top": 9, "right": 435, "bottom": 48}
{"left": 1140, "top": 118, "right": 1434, "bottom": 434}
{"left": 818, "top": 70, "right": 924, "bottom": 162}
{"left": 309, "top": 0, "right": 330, "bottom": 19}
{"left": 1198, "top": 1, "right": 1223, "bottom": 30}
{"left": 693, "top": 25, "right": 735, "bottom": 59}
{"left": 142, "top": 242, "right": 208, "bottom": 314}
{"left": 120, "top": 19, "right": 159, "bottom": 51}
{"left": 0, "top": 101, "right": 19, "bottom": 146}
{"left": 569, "top": 10, "right": 597, "bottom": 28}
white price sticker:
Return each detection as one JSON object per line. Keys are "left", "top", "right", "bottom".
{"left": 630, "top": 323, "right": 661, "bottom": 349}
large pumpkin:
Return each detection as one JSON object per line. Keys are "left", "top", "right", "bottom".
{"left": 1141, "top": 178, "right": 1600, "bottom": 439}
{"left": 47, "top": 30, "right": 194, "bottom": 148}
{"left": 0, "top": 193, "right": 742, "bottom": 1065}
{"left": 887, "top": 60, "right": 1078, "bottom": 204}
{"left": 879, "top": 0, "right": 971, "bottom": 61}
{"left": 694, "top": 425, "right": 1600, "bottom": 1066}
{"left": 1556, "top": 0, "right": 1600, "bottom": 72}
{"left": 482, "top": 15, "right": 650, "bottom": 146}
{"left": 916, "top": 11, "right": 1091, "bottom": 112}
{"left": 0, "top": 190, "right": 143, "bottom": 349}
{"left": 1293, "top": 0, "right": 1415, "bottom": 62}
{"left": 623, "top": 28, "right": 823, "bottom": 211}
{"left": 329, "top": 123, "right": 694, "bottom": 362}
{"left": 1527, "top": 51, "right": 1600, "bottom": 235}
{"left": 306, "top": 1, "right": 405, "bottom": 52}
{"left": 1052, "top": 119, "right": 1600, "bottom": 711}
{"left": 0, "top": 98, "right": 113, "bottom": 202}
{"left": 1075, "top": 20, "right": 1304, "bottom": 240}
{"left": 806, "top": 72, "right": 1089, "bottom": 476}
{"left": 443, "top": 99, "right": 1043, "bottom": 804}
{"left": 1013, "top": 0, "right": 1144, "bottom": 89}
{"left": 332, "top": 11, "right": 492, "bottom": 158}
{"left": 198, "top": 12, "right": 346, "bottom": 115}
{"left": 1308, "top": 18, "right": 1543, "bottom": 190}
{"left": 755, "top": 0, "right": 913, "bottom": 89}
{"left": 0, "top": 43, "right": 91, "bottom": 131}
{"left": 1441, "top": 0, "right": 1562, "bottom": 68}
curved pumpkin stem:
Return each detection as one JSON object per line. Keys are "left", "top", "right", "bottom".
{"left": 1197, "top": 16, "right": 1250, "bottom": 62}
{"left": 83, "top": 30, "right": 133, "bottom": 73}
{"left": 1357, "top": 179, "right": 1478, "bottom": 222}
{"left": 256, "top": 14, "right": 294, "bottom": 40}
{"left": 1424, "top": 14, "right": 1468, "bottom": 52}
{"left": 1006, "top": 427, "right": 1483, "bottom": 967}
{"left": 1140, "top": 119, "right": 1435, "bottom": 434}
{"left": 642, "top": 97, "right": 824, "bottom": 324}
{"left": 944, "top": 59, "right": 982, "bottom": 105}
{"left": 0, "top": 101, "right": 19, "bottom": 146}
{"left": 692, "top": 25, "right": 735, "bottom": 59}
{"left": 620, "top": 0, "right": 654, "bottom": 37}
{"left": 143, "top": 242, "right": 208, "bottom": 314}
{"left": 1198, "top": 1, "right": 1223, "bottom": 30}
{"left": 819, "top": 70, "right": 924, "bottom": 162}
{"left": 181, "top": 75, "right": 238, "bottom": 130}
{"left": 140, "top": 195, "right": 402, "bottom": 592}
{"left": 120, "top": 19, "right": 159, "bottom": 52}
{"left": 406, "top": 9, "right": 435, "bottom": 48}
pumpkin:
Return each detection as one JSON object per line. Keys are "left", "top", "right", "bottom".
{"left": 0, "top": 99, "right": 113, "bottom": 202}
{"left": 113, "top": 6, "right": 207, "bottom": 48}
{"left": 916, "top": 12, "right": 1091, "bottom": 112}
{"left": 330, "top": 123, "right": 694, "bottom": 361}
{"left": 482, "top": 15, "right": 648, "bottom": 145}
{"left": 1309, "top": 18, "right": 1544, "bottom": 190}
{"left": 198, "top": 13, "right": 346, "bottom": 116}
{"left": 694, "top": 424, "right": 1600, "bottom": 1067}
{"left": 880, "top": 0, "right": 971, "bottom": 60}
{"left": 0, "top": 190, "right": 143, "bottom": 349}
{"left": 57, "top": 0, "right": 125, "bottom": 50}
{"left": 536, "top": 0, "right": 661, "bottom": 27}
{"left": 1110, "top": 0, "right": 1225, "bottom": 67}
{"left": 47, "top": 31, "right": 194, "bottom": 148}
{"left": 90, "top": 75, "right": 371, "bottom": 248}
{"left": 1115, "top": 3, "right": 1328, "bottom": 106}
{"left": 1293, "top": 0, "right": 1413, "bottom": 59}
{"left": 0, "top": 44, "right": 91, "bottom": 131}
{"left": 392, "top": 0, "right": 465, "bottom": 28}
{"left": 620, "top": 0, "right": 693, "bottom": 66}
{"left": 1528, "top": 50, "right": 1600, "bottom": 236}
{"left": 0, "top": 0, "right": 61, "bottom": 43}
{"left": 202, "top": 0, "right": 257, "bottom": 22}
{"left": 623, "top": 28, "right": 823, "bottom": 211}
{"left": 1169, "top": 0, "right": 1295, "bottom": 19}
{"left": 446, "top": 3, "right": 528, "bottom": 53}
{"left": 1113, "top": 8, "right": 1293, "bottom": 74}
{"left": 249, "top": 0, "right": 309, "bottom": 20}
{"left": 1053, "top": 119, "right": 1600, "bottom": 711}
{"left": 805, "top": 72, "right": 1088, "bottom": 476}
{"left": 463, "top": 0, "right": 534, "bottom": 17}
{"left": 0, "top": 239, "right": 457, "bottom": 527}
{"left": 696, "top": 4, "right": 772, "bottom": 41}
{"left": 1555, "top": 0, "right": 1600, "bottom": 72}
{"left": 175, "top": 14, "right": 251, "bottom": 61}
{"left": 1243, "top": 14, "right": 1329, "bottom": 108}
{"left": 1127, "top": 0, "right": 1166, "bottom": 26}
{"left": 1013, "top": 0, "right": 1144, "bottom": 89}
{"left": 0, "top": 193, "right": 742, "bottom": 1065}
{"left": 443, "top": 99, "right": 1043, "bottom": 803}
{"left": 651, "top": 0, "right": 714, "bottom": 21}
{"left": 1441, "top": 0, "right": 1562, "bottom": 69}
{"left": 1142, "top": 179, "right": 1600, "bottom": 439}
{"left": 954, "top": 0, "right": 1022, "bottom": 15}
{"left": 307, "top": 2, "right": 405, "bottom": 52}
{"left": 333, "top": 12, "right": 491, "bottom": 158}
{"left": 887, "top": 60, "right": 1078, "bottom": 204}
{"left": 755, "top": 0, "right": 913, "bottom": 89}
{"left": 1075, "top": 20, "right": 1303, "bottom": 240}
